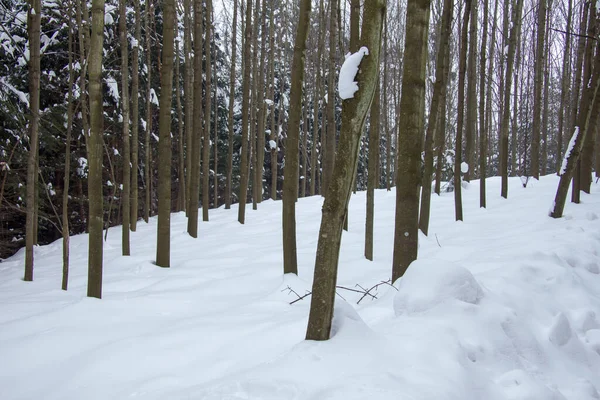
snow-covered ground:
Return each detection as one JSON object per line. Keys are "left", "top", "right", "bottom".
{"left": 1, "top": 175, "right": 600, "bottom": 400}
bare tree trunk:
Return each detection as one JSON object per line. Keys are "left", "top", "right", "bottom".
{"left": 556, "top": 0, "right": 573, "bottom": 173}
{"left": 87, "top": 0, "right": 105, "bottom": 298}
{"left": 541, "top": 0, "right": 552, "bottom": 176}
{"left": 365, "top": 82, "right": 380, "bottom": 260}
{"left": 255, "top": 0, "right": 268, "bottom": 204}
{"left": 187, "top": 0, "right": 204, "bottom": 237}
{"left": 184, "top": 0, "right": 193, "bottom": 212}
{"left": 144, "top": 0, "right": 154, "bottom": 223}
{"left": 119, "top": 0, "right": 131, "bottom": 255}
{"left": 310, "top": 1, "right": 323, "bottom": 197}
{"left": 530, "top": 0, "right": 547, "bottom": 179}
{"left": 176, "top": 42, "right": 186, "bottom": 212}
{"left": 238, "top": 0, "right": 253, "bottom": 224}
{"left": 130, "top": 0, "right": 141, "bottom": 230}
{"left": 24, "top": 0, "right": 41, "bottom": 282}
{"left": 551, "top": 40, "right": 599, "bottom": 218}
{"left": 322, "top": 0, "right": 339, "bottom": 195}
{"left": 454, "top": 0, "right": 470, "bottom": 221}
{"left": 282, "top": 0, "right": 312, "bottom": 276}
{"left": 392, "top": 0, "right": 431, "bottom": 281}
{"left": 464, "top": 0, "right": 477, "bottom": 182}
{"left": 500, "top": 0, "right": 523, "bottom": 198}
{"left": 203, "top": 0, "right": 213, "bottom": 221}
{"left": 306, "top": 0, "right": 385, "bottom": 341}
{"left": 156, "top": 0, "right": 175, "bottom": 267}
{"left": 213, "top": 37, "right": 219, "bottom": 208}
{"left": 419, "top": 0, "right": 453, "bottom": 235}
{"left": 268, "top": 0, "right": 277, "bottom": 200}
{"left": 479, "top": 0, "right": 489, "bottom": 207}
{"left": 225, "top": 0, "right": 238, "bottom": 209}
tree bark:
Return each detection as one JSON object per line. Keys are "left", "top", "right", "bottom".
{"left": 144, "top": 0, "right": 154, "bottom": 223}
{"left": 225, "top": 0, "right": 238, "bottom": 209}
{"left": 24, "top": 0, "right": 41, "bottom": 282}
{"left": 119, "top": 0, "right": 131, "bottom": 255}
{"left": 479, "top": 0, "right": 489, "bottom": 207}
{"left": 203, "top": 0, "right": 213, "bottom": 221}
{"left": 464, "top": 0, "right": 477, "bottom": 182}
{"left": 130, "top": 0, "right": 141, "bottom": 230}
{"left": 322, "top": 0, "right": 339, "bottom": 195}
{"left": 87, "top": 0, "right": 105, "bottom": 298}
{"left": 531, "top": 0, "right": 547, "bottom": 179}
{"left": 365, "top": 82, "right": 380, "bottom": 260}
{"left": 306, "top": 0, "right": 385, "bottom": 341}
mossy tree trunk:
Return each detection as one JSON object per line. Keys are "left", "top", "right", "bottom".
{"left": 306, "top": 0, "right": 385, "bottom": 341}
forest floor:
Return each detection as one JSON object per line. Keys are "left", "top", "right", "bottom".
{"left": 1, "top": 175, "right": 600, "bottom": 399}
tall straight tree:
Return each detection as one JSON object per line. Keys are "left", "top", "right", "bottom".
{"left": 131, "top": 0, "right": 141, "bottom": 231}
{"left": 321, "top": 0, "right": 338, "bottom": 195}
{"left": 464, "top": 0, "right": 477, "bottom": 182}
{"left": 418, "top": 0, "right": 453, "bottom": 236}
{"left": 202, "top": 0, "right": 213, "bottom": 221}
{"left": 119, "top": 0, "right": 131, "bottom": 256}
{"left": 392, "top": 0, "right": 432, "bottom": 282}
{"left": 87, "top": 0, "right": 105, "bottom": 298}
{"left": 188, "top": 0, "right": 204, "bottom": 237}
{"left": 156, "top": 0, "right": 175, "bottom": 267}
{"left": 556, "top": 0, "right": 572, "bottom": 173}
{"left": 238, "top": 0, "right": 253, "bottom": 224}
{"left": 282, "top": 0, "right": 312, "bottom": 276}
{"left": 24, "top": 0, "right": 41, "bottom": 282}
{"left": 531, "top": 0, "right": 547, "bottom": 179}
{"left": 454, "top": 0, "right": 470, "bottom": 221}
{"left": 225, "top": 0, "right": 238, "bottom": 209}
{"left": 365, "top": 82, "right": 380, "bottom": 260}
{"left": 306, "top": 0, "right": 385, "bottom": 341}
{"left": 254, "top": 0, "right": 268, "bottom": 205}
{"left": 500, "top": 0, "right": 523, "bottom": 198}
{"left": 184, "top": 0, "right": 193, "bottom": 213}
{"left": 144, "top": 0, "right": 154, "bottom": 223}
{"left": 479, "top": 0, "right": 490, "bottom": 208}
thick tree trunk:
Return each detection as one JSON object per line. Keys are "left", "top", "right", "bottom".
{"left": 556, "top": 0, "right": 573, "bottom": 173}
{"left": 119, "top": 0, "right": 131, "bottom": 256}
{"left": 24, "top": 0, "right": 41, "bottom": 282}
{"left": 306, "top": 0, "right": 385, "bottom": 341}
{"left": 418, "top": 0, "right": 453, "bottom": 235}
{"left": 176, "top": 42, "right": 186, "bottom": 212}
{"left": 322, "top": 0, "right": 338, "bottom": 195}
{"left": 392, "top": 0, "right": 431, "bottom": 282}
{"left": 156, "top": 0, "right": 175, "bottom": 267}
{"left": 87, "top": 0, "right": 105, "bottom": 298}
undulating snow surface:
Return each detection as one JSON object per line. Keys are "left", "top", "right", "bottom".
{"left": 1, "top": 175, "right": 600, "bottom": 399}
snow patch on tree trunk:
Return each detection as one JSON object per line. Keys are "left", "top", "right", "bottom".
{"left": 338, "top": 46, "right": 369, "bottom": 100}
{"left": 559, "top": 127, "right": 579, "bottom": 175}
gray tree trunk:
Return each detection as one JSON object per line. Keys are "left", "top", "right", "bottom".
{"left": 119, "top": 0, "right": 131, "bottom": 255}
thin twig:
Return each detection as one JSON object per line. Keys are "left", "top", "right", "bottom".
{"left": 551, "top": 27, "right": 598, "bottom": 41}
{"left": 435, "top": 234, "right": 442, "bottom": 247}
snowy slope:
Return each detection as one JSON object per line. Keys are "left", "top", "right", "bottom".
{"left": 1, "top": 175, "right": 599, "bottom": 400}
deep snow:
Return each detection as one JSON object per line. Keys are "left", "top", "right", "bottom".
{"left": 1, "top": 175, "right": 600, "bottom": 399}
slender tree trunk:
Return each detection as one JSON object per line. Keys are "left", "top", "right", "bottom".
{"left": 540, "top": 0, "right": 552, "bottom": 176}
{"left": 213, "top": 37, "right": 219, "bottom": 208}
{"left": 187, "top": 0, "right": 204, "bottom": 237}
{"left": 392, "top": 0, "right": 431, "bottom": 282}
{"left": 87, "top": 0, "right": 105, "bottom": 298}
{"left": 500, "top": 0, "right": 524, "bottom": 198}
{"left": 310, "top": 5, "right": 323, "bottom": 197}
{"left": 282, "top": 0, "right": 312, "bottom": 276}
{"left": 156, "top": 0, "right": 175, "bottom": 267}
{"left": 203, "top": 0, "right": 213, "bottom": 221}
{"left": 184, "top": 0, "right": 193, "bottom": 212}
{"left": 238, "top": 0, "right": 253, "bottom": 224}
{"left": 322, "top": 0, "right": 338, "bottom": 195}
{"left": 464, "top": 0, "right": 477, "bottom": 182}
{"left": 365, "top": 82, "right": 380, "bottom": 260}
{"left": 24, "top": 0, "right": 41, "bottom": 282}
{"left": 419, "top": 0, "right": 453, "bottom": 235}
{"left": 176, "top": 42, "right": 186, "bottom": 212}
{"left": 268, "top": 0, "right": 277, "bottom": 200}
{"left": 557, "top": 0, "right": 572, "bottom": 173}
{"left": 62, "top": 0, "right": 75, "bottom": 290}
{"left": 131, "top": 0, "right": 141, "bottom": 230}
{"left": 454, "top": 0, "right": 470, "bottom": 221}
{"left": 119, "top": 0, "right": 131, "bottom": 256}
{"left": 225, "top": 0, "right": 238, "bottom": 209}
{"left": 479, "top": 0, "right": 489, "bottom": 207}
{"left": 255, "top": 0, "right": 268, "bottom": 204}
{"left": 144, "top": 0, "right": 153, "bottom": 222}
{"left": 306, "top": 0, "right": 385, "bottom": 341}
{"left": 531, "top": 0, "right": 547, "bottom": 179}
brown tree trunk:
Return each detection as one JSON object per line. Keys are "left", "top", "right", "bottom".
{"left": 203, "top": 0, "right": 213, "bottom": 221}
{"left": 479, "top": 0, "right": 489, "bottom": 207}
{"left": 144, "top": 0, "right": 154, "bottom": 223}
{"left": 225, "top": 0, "right": 238, "bottom": 209}
{"left": 464, "top": 0, "right": 477, "bottom": 182}
{"left": 306, "top": 0, "right": 385, "bottom": 341}
{"left": 176, "top": 41, "right": 186, "bottom": 212}
{"left": 322, "top": 0, "right": 339, "bottom": 195}
{"left": 87, "top": 0, "right": 105, "bottom": 298}
{"left": 556, "top": 0, "right": 573, "bottom": 173}
{"left": 184, "top": 0, "right": 193, "bottom": 213}
{"left": 531, "top": 0, "right": 547, "bottom": 179}
{"left": 365, "top": 82, "right": 380, "bottom": 260}
{"left": 119, "top": 0, "right": 131, "bottom": 256}
{"left": 24, "top": 0, "right": 41, "bottom": 282}
{"left": 130, "top": 0, "right": 141, "bottom": 230}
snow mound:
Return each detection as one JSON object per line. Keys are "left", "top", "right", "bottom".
{"left": 330, "top": 298, "right": 369, "bottom": 338}
{"left": 496, "top": 369, "right": 568, "bottom": 400}
{"left": 394, "top": 259, "right": 484, "bottom": 315}
{"left": 548, "top": 312, "right": 572, "bottom": 346}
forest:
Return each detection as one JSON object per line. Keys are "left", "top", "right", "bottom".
{"left": 1, "top": 0, "right": 600, "bottom": 397}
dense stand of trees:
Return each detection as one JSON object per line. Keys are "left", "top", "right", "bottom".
{"left": 0, "top": 0, "right": 599, "bottom": 337}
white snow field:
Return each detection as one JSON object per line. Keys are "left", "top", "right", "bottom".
{"left": 1, "top": 175, "right": 600, "bottom": 400}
